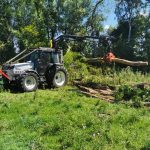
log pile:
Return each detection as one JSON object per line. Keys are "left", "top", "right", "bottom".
{"left": 74, "top": 81, "right": 114, "bottom": 103}
{"left": 78, "top": 85, "right": 114, "bottom": 103}
{"left": 74, "top": 81, "right": 150, "bottom": 107}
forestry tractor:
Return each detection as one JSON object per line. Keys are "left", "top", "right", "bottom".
{"left": 0, "top": 34, "right": 125, "bottom": 92}
{"left": 2, "top": 47, "right": 68, "bottom": 92}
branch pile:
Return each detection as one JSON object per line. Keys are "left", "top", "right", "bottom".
{"left": 74, "top": 81, "right": 150, "bottom": 107}
{"left": 74, "top": 81, "right": 114, "bottom": 103}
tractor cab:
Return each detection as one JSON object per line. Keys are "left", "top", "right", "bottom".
{"left": 22, "top": 48, "right": 63, "bottom": 75}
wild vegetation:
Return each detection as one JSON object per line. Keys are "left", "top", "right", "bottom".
{"left": 0, "top": 0, "right": 150, "bottom": 64}
{"left": 0, "top": 87, "right": 150, "bottom": 150}
{"left": 0, "top": 50, "right": 150, "bottom": 149}
{"left": 64, "top": 51, "right": 150, "bottom": 86}
{"left": 0, "top": 0, "right": 150, "bottom": 149}
{"left": 114, "top": 85, "right": 150, "bottom": 107}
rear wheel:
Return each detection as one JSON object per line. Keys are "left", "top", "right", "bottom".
{"left": 47, "top": 67, "right": 68, "bottom": 88}
{"left": 53, "top": 68, "right": 68, "bottom": 87}
{"left": 21, "top": 73, "right": 39, "bottom": 92}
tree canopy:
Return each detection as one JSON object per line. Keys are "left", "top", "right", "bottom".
{"left": 0, "top": 0, "right": 149, "bottom": 65}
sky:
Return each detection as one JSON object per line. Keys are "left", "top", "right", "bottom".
{"left": 102, "top": 0, "right": 149, "bottom": 30}
{"left": 101, "top": 0, "right": 118, "bottom": 30}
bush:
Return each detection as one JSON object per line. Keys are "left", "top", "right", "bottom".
{"left": 64, "top": 51, "right": 89, "bottom": 82}
{"left": 114, "top": 85, "right": 150, "bottom": 107}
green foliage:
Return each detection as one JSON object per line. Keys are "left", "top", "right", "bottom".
{"left": 64, "top": 51, "right": 89, "bottom": 82}
{"left": 0, "top": 1, "right": 16, "bottom": 63}
{"left": 82, "top": 66, "right": 150, "bottom": 87}
{"left": 0, "top": 79, "right": 3, "bottom": 92}
{"left": 0, "top": 87, "right": 150, "bottom": 149}
{"left": 113, "top": 0, "right": 150, "bottom": 64}
{"left": 64, "top": 51, "right": 150, "bottom": 87}
{"left": 64, "top": 51, "right": 82, "bottom": 68}
{"left": 114, "top": 85, "right": 150, "bottom": 107}
{"left": 0, "top": 0, "right": 104, "bottom": 63}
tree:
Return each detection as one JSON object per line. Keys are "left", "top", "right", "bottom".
{"left": 112, "top": 0, "right": 150, "bottom": 62}
{"left": 86, "top": 0, "right": 104, "bottom": 36}
{"left": 0, "top": 0, "right": 15, "bottom": 63}
{"left": 0, "top": 0, "right": 105, "bottom": 62}
{"left": 115, "top": 0, "right": 143, "bottom": 42}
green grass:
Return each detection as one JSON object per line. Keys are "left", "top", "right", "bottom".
{"left": 0, "top": 86, "right": 150, "bottom": 150}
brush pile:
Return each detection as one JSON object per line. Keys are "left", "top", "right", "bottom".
{"left": 74, "top": 80, "right": 150, "bottom": 107}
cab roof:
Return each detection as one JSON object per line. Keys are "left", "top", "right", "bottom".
{"left": 38, "top": 47, "right": 55, "bottom": 52}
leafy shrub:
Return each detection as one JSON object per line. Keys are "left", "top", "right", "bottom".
{"left": 64, "top": 51, "right": 89, "bottom": 82}
{"left": 114, "top": 85, "right": 150, "bottom": 107}
{"left": 64, "top": 51, "right": 84, "bottom": 68}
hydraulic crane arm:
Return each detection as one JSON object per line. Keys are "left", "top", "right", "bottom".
{"left": 52, "top": 34, "right": 115, "bottom": 52}
{"left": 54, "top": 34, "right": 115, "bottom": 43}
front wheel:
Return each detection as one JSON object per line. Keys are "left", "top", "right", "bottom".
{"left": 20, "top": 73, "right": 39, "bottom": 92}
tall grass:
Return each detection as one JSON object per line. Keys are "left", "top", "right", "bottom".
{"left": 83, "top": 67, "right": 150, "bottom": 86}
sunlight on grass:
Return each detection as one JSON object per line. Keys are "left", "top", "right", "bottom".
{"left": 0, "top": 86, "right": 150, "bottom": 149}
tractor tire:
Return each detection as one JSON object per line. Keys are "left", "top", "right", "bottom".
{"left": 20, "top": 72, "right": 39, "bottom": 92}
{"left": 3, "top": 78, "right": 11, "bottom": 90}
{"left": 47, "top": 67, "right": 68, "bottom": 88}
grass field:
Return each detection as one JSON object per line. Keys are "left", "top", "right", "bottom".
{"left": 0, "top": 86, "right": 150, "bottom": 150}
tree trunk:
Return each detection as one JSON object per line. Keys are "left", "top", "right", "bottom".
{"left": 128, "top": 20, "right": 132, "bottom": 42}
{"left": 86, "top": 57, "right": 148, "bottom": 66}
{"left": 47, "top": 26, "right": 50, "bottom": 41}
{"left": 112, "top": 58, "right": 148, "bottom": 66}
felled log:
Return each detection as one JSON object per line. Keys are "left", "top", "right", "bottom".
{"left": 86, "top": 57, "right": 148, "bottom": 66}
{"left": 112, "top": 58, "right": 148, "bottom": 66}
{"left": 86, "top": 57, "right": 104, "bottom": 63}
{"left": 144, "top": 102, "right": 150, "bottom": 107}
{"left": 80, "top": 91, "right": 114, "bottom": 102}
{"left": 78, "top": 85, "right": 99, "bottom": 94}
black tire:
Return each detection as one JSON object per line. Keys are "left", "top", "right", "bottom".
{"left": 20, "top": 72, "right": 39, "bottom": 92}
{"left": 2, "top": 78, "right": 11, "bottom": 90}
{"left": 46, "top": 67, "right": 68, "bottom": 88}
